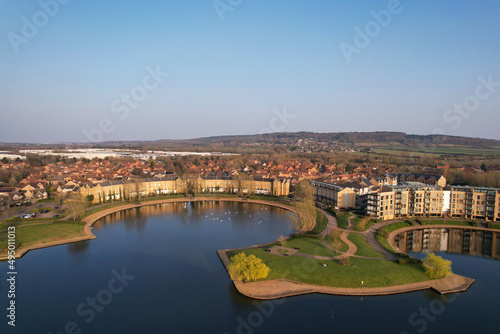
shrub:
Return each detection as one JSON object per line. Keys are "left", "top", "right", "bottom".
{"left": 228, "top": 252, "right": 270, "bottom": 282}
{"left": 338, "top": 257, "right": 351, "bottom": 266}
{"left": 397, "top": 257, "right": 421, "bottom": 265}
{"left": 291, "top": 233, "right": 323, "bottom": 240}
{"left": 422, "top": 253, "right": 452, "bottom": 279}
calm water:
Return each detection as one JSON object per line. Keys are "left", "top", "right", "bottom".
{"left": 1, "top": 202, "right": 500, "bottom": 334}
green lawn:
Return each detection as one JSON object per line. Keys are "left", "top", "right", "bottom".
{"left": 380, "top": 221, "right": 414, "bottom": 235}
{"left": 0, "top": 221, "right": 86, "bottom": 254}
{"left": 353, "top": 216, "right": 376, "bottom": 232}
{"left": 421, "top": 220, "right": 475, "bottom": 227}
{"left": 285, "top": 238, "right": 340, "bottom": 257}
{"left": 83, "top": 201, "right": 134, "bottom": 218}
{"left": 336, "top": 213, "right": 351, "bottom": 229}
{"left": 377, "top": 234, "right": 398, "bottom": 255}
{"left": 487, "top": 222, "right": 500, "bottom": 230}
{"left": 326, "top": 236, "right": 349, "bottom": 253}
{"left": 310, "top": 210, "right": 328, "bottom": 234}
{"left": 226, "top": 249, "right": 430, "bottom": 288}
{"left": 348, "top": 233, "right": 384, "bottom": 258}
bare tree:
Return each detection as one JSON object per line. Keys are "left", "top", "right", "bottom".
{"left": 184, "top": 172, "right": 200, "bottom": 196}
{"left": 278, "top": 235, "right": 287, "bottom": 250}
{"left": 290, "top": 200, "right": 316, "bottom": 233}
{"left": 235, "top": 173, "right": 254, "bottom": 196}
{"left": 66, "top": 193, "right": 87, "bottom": 222}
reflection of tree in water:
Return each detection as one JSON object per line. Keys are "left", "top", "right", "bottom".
{"left": 67, "top": 240, "right": 90, "bottom": 255}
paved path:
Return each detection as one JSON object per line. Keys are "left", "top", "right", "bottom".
{"left": 364, "top": 220, "right": 406, "bottom": 261}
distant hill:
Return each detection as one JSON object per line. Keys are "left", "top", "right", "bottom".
{"left": 2, "top": 132, "right": 500, "bottom": 150}
{"left": 146, "top": 132, "right": 500, "bottom": 148}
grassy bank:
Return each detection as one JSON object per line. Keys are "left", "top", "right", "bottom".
{"left": 348, "top": 233, "right": 384, "bottom": 258}
{"left": 336, "top": 212, "right": 351, "bottom": 229}
{"left": 226, "top": 248, "right": 430, "bottom": 288}
{"left": 0, "top": 221, "right": 87, "bottom": 256}
{"left": 284, "top": 237, "right": 340, "bottom": 257}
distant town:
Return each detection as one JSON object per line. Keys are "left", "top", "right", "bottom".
{"left": 1, "top": 135, "right": 499, "bottom": 224}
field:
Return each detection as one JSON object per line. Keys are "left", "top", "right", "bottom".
{"left": 370, "top": 145, "right": 500, "bottom": 157}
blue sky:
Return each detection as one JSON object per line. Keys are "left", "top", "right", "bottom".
{"left": 1, "top": 0, "right": 499, "bottom": 143}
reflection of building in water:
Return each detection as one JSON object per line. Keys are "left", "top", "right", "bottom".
{"left": 395, "top": 228, "right": 500, "bottom": 259}
{"left": 448, "top": 229, "right": 463, "bottom": 254}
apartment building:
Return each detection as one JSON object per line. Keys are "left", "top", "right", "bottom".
{"left": 366, "top": 182, "right": 447, "bottom": 220}
{"left": 449, "top": 186, "right": 500, "bottom": 222}
{"left": 311, "top": 181, "right": 357, "bottom": 209}
{"left": 80, "top": 177, "right": 290, "bottom": 204}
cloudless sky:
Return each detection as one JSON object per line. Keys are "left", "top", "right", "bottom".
{"left": 1, "top": 0, "right": 499, "bottom": 143}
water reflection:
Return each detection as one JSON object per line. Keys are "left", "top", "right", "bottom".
{"left": 66, "top": 240, "right": 90, "bottom": 255}
{"left": 395, "top": 228, "right": 500, "bottom": 259}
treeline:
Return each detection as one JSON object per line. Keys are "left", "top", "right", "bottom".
{"left": 446, "top": 170, "right": 500, "bottom": 188}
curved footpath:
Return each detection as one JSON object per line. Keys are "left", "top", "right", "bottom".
{"left": 1, "top": 197, "right": 294, "bottom": 261}
{"left": 218, "top": 211, "right": 475, "bottom": 299}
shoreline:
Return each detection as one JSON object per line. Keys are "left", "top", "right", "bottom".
{"left": 0, "top": 196, "right": 294, "bottom": 261}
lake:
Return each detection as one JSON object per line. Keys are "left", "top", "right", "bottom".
{"left": 1, "top": 202, "right": 500, "bottom": 333}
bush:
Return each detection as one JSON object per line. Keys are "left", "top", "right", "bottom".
{"left": 290, "top": 233, "right": 323, "bottom": 240}
{"left": 422, "top": 253, "right": 452, "bottom": 279}
{"left": 397, "top": 257, "right": 420, "bottom": 265}
{"left": 228, "top": 252, "right": 270, "bottom": 282}
{"left": 338, "top": 257, "right": 351, "bottom": 266}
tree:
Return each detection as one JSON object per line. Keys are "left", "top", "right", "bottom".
{"left": 329, "top": 227, "right": 342, "bottom": 249}
{"left": 2, "top": 205, "right": 16, "bottom": 223}
{"left": 1, "top": 157, "right": 8, "bottom": 164}
{"left": 66, "top": 194, "right": 87, "bottom": 222}
{"left": 290, "top": 200, "right": 316, "bottom": 233}
{"left": 234, "top": 173, "right": 254, "bottom": 196}
{"left": 8, "top": 177, "right": 17, "bottom": 186}
{"left": 294, "top": 180, "right": 314, "bottom": 201}
{"left": 86, "top": 195, "right": 94, "bottom": 205}
{"left": 184, "top": 172, "right": 200, "bottom": 196}
{"left": 228, "top": 252, "right": 270, "bottom": 282}
{"left": 134, "top": 179, "right": 142, "bottom": 201}
{"left": 278, "top": 235, "right": 287, "bottom": 250}
{"left": 422, "top": 253, "right": 452, "bottom": 279}
{"left": 480, "top": 163, "right": 487, "bottom": 172}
